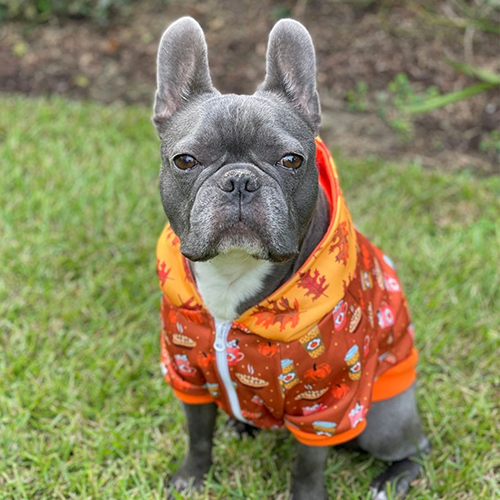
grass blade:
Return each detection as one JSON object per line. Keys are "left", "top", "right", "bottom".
{"left": 446, "top": 60, "right": 500, "bottom": 85}
{"left": 404, "top": 82, "right": 497, "bottom": 114}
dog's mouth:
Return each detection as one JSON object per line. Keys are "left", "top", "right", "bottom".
{"left": 181, "top": 221, "right": 297, "bottom": 263}
{"left": 215, "top": 222, "right": 267, "bottom": 255}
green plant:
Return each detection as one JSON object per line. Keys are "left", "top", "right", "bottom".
{"left": 388, "top": 73, "right": 416, "bottom": 109}
{"left": 0, "top": 0, "right": 136, "bottom": 23}
{"left": 480, "top": 130, "right": 500, "bottom": 155}
{"left": 413, "top": 0, "right": 500, "bottom": 34}
{"left": 403, "top": 61, "right": 500, "bottom": 115}
{"left": 374, "top": 69, "right": 499, "bottom": 141}
{"left": 346, "top": 81, "right": 369, "bottom": 112}
{"left": 376, "top": 73, "right": 419, "bottom": 141}
{"left": 271, "top": 5, "right": 292, "bottom": 20}
{"left": 388, "top": 117, "right": 414, "bottom": 141}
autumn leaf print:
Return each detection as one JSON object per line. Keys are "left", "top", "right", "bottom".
{"left": 360, "top": 243, "right": 372, "bottom": 270}
{"left": 179, "top": 296, "right": 204, "bottom": 324}
{"left": 157, "top": 259, "right": 172, "bottom": 286}
{"left": 358, "top": 289, "right": 365, "bottom": 309}
{"left": 253, "top": 298, "right": 300, "bottom": 331}
{"left": 297, "top": 269, "right": 329, "bottom": 301}
{"left": 182, "top": 256, "right": 196, "bottom": 285}
{"left": 165, "top": 226, "right": 180, "bottom": 246}
{"left": 329, "top": 221, "right": 349, "bottom": 266}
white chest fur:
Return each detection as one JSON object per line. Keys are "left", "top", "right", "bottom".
{"left": 193, "top": 250, "right": 273, "bottom": 322}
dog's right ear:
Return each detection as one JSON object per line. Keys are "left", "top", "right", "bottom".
{"left": 153, "top": 17, "right": 218, "bottom": 133}
{"left": 256, "top": 19, "right": 321, "bottom": 135}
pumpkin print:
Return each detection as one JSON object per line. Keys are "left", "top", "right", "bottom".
{"left": 197, "top": 351, "right": 215, "bottom": 367}
{"left": 331, "top": 383, "right": 349, "bottom": 399}
{"left": 258, "top": 341, "right": 279, "bottom": 358}
{"left": 168, "top": 309, "right": 177, "bottom": 324}
{"left": 304, "top": 363, "right": 332, "bottom": 381}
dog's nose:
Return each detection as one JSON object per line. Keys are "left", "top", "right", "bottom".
{"left": 219, "top": 170, "right": 260, "bottom": 194}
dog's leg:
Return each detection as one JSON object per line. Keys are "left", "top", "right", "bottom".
{"left": 290, "top": 443, "right": 329, "bottom": 500}
{"left": 167, "top": 402, "right": 217, "bottom": 497}
{"left": 355, "top": 383, "right": 431, "bottom": 499}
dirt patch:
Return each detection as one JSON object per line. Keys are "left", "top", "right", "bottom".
{"left": 1, "top": 0, "right": 499, "bottom": 173}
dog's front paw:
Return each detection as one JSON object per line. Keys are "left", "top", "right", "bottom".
{"left": 370, "top": 458, "right": 422, "bottom": 499}
{"left": 166, "top": 462, "right": 210, "bottom": 499}
{"left": 290, "top": 484, "right": 327, "bottom": 500}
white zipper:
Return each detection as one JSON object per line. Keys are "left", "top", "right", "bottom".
{"left": 213, "top": 320, "right": 249, "bottom": 424}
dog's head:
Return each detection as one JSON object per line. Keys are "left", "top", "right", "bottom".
{"left": 153, "top": 17, "right": 321, "bottom": 263}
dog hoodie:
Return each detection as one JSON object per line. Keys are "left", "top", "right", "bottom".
{"left": 157, "top": 137, "right": 418, "bottom": 446}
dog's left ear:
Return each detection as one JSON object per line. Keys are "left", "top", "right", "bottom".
{"left": 256, "top": 19, "right": 321, "bottom": 134}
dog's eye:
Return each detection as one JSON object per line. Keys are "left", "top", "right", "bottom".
{"left": 173, "top": 154, "right": 198, "bottom": 170}
{"left": 278, "top": 154, "right": 302, "bottom": 170}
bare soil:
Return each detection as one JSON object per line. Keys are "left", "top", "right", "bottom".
{"left": 1, "top": 0, "right": 499, "bottom": 173}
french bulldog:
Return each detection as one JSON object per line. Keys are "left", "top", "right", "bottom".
{"left": 153, "top": 17, "right": 431, "bottom": 500}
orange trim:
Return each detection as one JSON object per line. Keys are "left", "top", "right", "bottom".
{"left": 172, "top": 388, "right": 214, "bottom": 405}
{"left": 315, "top": 137, "right": 334, "bottom": 208}
{"left": 286, "top": 418, "right": 367, "bottom": 447}
{"left": 372, "top": 348, "right": 418, "bottom": 402}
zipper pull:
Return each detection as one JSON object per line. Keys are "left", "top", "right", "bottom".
{"left": 214, "top": 331, "right": 225, "bottom": 352}
{"left": 213, "top": 321, "right": 231, "bottom": 352}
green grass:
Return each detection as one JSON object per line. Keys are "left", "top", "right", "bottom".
{"left": 1, "top": 95, "right": 499, "bottom": 499}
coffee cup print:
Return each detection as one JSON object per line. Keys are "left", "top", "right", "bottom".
{"left": 312, "top": 421, "right": 337, "bottom": 437}
{"left": 299, "top": 326, "right": 325, "bottom": 358}
{"left": 344, "top": 345, "right": 362, "bottom": 380}
{"left": 279, "top": 359, "right": 299, "bottom": 390}
{"left": 333, "top": 300, "right": 348, "bottom": 331}
{"left": 207, "top": 382, "right": 219, "bottom": 397}
{"left": 226, "top": 339, "right": 244, "bottom": 366}
{"left": 302, "top": 402, "right": 327, "bottom": 416}
{"left": 384, "top": 272, "right": 401, "bottom": 292}
{"left": 373, "top": 258, "right": 385, "bottom": 289}
{"left": 361, "top": 270, "right": 373, "bottom": 290}
{"left": 174, "top": 354, "right": 197, "bottom": 376}
{"left": 377, "top": 302, "right": 395, "bottom": 329}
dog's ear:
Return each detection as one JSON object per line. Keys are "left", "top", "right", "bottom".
{"left": 153, "top": 17, "right": 218, "bottom": 132}
{"left": 257, "top": 19, "right": 321, "bottom": 134}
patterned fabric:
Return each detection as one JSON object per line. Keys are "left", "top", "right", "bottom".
{"left": 157, "top": 137, "right": 417, "bottom": 446}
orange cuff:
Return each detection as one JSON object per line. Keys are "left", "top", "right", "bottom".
{"left": 286, "top": 419, "right": 367, "bottom": 447}
{"left": 172, "top": 388, "right": 214, "bottom": 405}
{"left": 372, "top": 348, "right": 418, "bottom": 402}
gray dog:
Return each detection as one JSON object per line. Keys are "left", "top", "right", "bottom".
{"left": 153, "top": 17, "right": 431, "bottom": 500}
